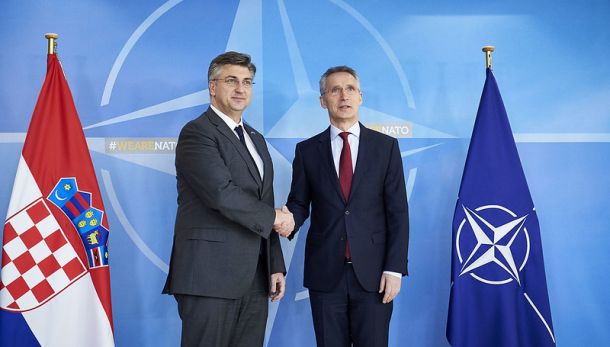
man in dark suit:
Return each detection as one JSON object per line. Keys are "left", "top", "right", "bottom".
{"left": 282, "top": 66, "right": 409, "bottom": 347}
{"left": 163, "top": 51, "right": 293, "bottom": 347}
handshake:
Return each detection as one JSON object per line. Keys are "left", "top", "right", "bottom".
{"left": 273, "top": 206, "right": 294, "bottom": 237}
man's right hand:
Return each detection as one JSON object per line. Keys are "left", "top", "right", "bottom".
{"left": 273, "top": 206, "right": 294, "bottom": 237}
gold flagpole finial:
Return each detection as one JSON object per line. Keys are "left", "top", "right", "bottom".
{"left": 482, "top": 46, "right": 495, "bottom": 69}
{"left": 45, "top": 33, "right": 58, "bottom": 55}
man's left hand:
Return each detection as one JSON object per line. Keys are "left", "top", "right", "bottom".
{"left": 378, "top": 273, "right": 401, "bottom": 304}
{"left": 270, "top": 273, "right": 286, "bottom": 302}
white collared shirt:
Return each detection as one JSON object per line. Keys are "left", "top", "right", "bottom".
{"left": 329, "top": 122, "right": 401, "bottom": 279}
{"left": 211, "top": 105, "right": 264, "bottom": 179}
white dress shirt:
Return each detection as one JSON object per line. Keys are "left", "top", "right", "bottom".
{"left": 211, "top": 105, "right": 264, "bottom": 180}
{"left": 329, "top": 122, "right": 401, "bottom": 279}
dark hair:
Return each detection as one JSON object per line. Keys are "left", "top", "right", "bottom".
{"left": 319, "top": 65, "right": 359, "bottom": 95}
{"left": 208, "top": 51, "right": 256, "bottom": 81}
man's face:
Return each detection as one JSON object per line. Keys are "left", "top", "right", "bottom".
{"left": 209, "top": 64, "right": 253, "bottom": 120}
{"left": 320, "top": 71, "right": 362, "bottom": 126}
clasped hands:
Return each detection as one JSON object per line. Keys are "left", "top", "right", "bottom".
{"left": 273, "top": 206, "right": 294, "bottom": 237}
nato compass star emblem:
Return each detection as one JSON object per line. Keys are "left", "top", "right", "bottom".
{"left": 456, "top": 204, "right": 531, "bottom": 285}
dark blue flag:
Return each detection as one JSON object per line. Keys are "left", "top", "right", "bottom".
{"left": 446, "top": 69, "right": 555, "bottom": 347}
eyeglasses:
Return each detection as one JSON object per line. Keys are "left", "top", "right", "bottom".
{"left": 323, "top": 85, "right": 360, "bottom": 97}
{"left": 212, "top": 77, "right": 255, "bottom": 89}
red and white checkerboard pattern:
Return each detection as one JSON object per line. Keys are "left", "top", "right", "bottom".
{"left": 0, "top": 198, "right": 86, "bottom": 312}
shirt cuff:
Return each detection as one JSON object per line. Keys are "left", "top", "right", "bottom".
{"left": 383, "top": 271, "right": 402, "bottom": 278}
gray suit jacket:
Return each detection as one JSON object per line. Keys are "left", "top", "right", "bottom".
{"left": 163, "top": 107, "right": 286, "bottom": 299}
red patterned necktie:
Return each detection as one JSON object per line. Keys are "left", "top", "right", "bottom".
{"left": 339, "top": 132, "right": 352, "bottom": 260}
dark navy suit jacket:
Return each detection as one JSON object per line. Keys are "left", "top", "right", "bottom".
{"left": 287, "top": 123, "right": 409, "bottom": 292}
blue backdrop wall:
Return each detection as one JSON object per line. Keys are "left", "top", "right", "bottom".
{"left": 1, "top": 1, "right": 609, "bottom": 346}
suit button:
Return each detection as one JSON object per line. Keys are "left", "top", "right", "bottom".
{"left": 340, "top": 236, "right": 345, "bottom": 240}
{"left": 345, "top": 210, "right": 350, "bottom": 215}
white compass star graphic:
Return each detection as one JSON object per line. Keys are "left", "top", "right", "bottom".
{"left": 459, "top": 205, "right": 528, "bottom": 285}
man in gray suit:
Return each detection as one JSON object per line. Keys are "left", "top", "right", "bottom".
{"left": 163, "top": 51, "right": 293, "bottom": 347}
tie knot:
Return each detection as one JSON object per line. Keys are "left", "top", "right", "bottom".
{"left": 234, "top": 125, "right": 247, "bottom": 146}
{"left": 339, "top": 132, "right": 350, "bottom": 141}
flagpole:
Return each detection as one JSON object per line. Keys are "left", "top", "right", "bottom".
{"left": 482, "top": 45, "right": 495, "bottom": 69}
{"left": 45, "top": 33, "right": 58, "bottom": 55}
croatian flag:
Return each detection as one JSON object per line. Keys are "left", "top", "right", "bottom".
{"left": 0, "top": 54, "right": 114, "bottom": 346}
{"left": 446, "top": 68, "right": 555, "bottom": 347}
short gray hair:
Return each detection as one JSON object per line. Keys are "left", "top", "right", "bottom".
{"left": 208, "top": 51, "right": 256, "bottom": 81}
{"left": 319, "top": 65, "right": 359, "bottom": 95}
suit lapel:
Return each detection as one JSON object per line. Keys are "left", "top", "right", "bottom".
{"left": 317, "top": 128, "right": 346, "bottom": 204}
{"left": 207, "top": 109, "right": 263, "bottom": 189}
{"left": 349, "top": 123, "right": 371, "bottom": 200}
{"left": 244, "top": 123, "right": 270, "bottom": 194}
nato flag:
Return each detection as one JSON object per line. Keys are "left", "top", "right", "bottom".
{"left": 446, "top": 69, "right": 556, "bottom": 347}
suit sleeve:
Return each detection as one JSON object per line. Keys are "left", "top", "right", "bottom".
{"left": 269, "top": 230, "right": 286, "bottom": 274}
{"left": 176, "top": 122, "right": 276, "bottom": 238}
{"left": 383, "top": 138, "right": 410, "bottom": 275}
{"left": 286, "top": 143, "right": 311, "bottom": 240}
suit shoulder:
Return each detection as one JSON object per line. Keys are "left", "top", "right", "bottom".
{"left": 296, "top": 128, "right": 329, "bottom": 148}
{"left": 363, "top": 126, "right": 398, "bottom": 146}
{"left": 180, "top": 112, "right": 213, "bottom": 135}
